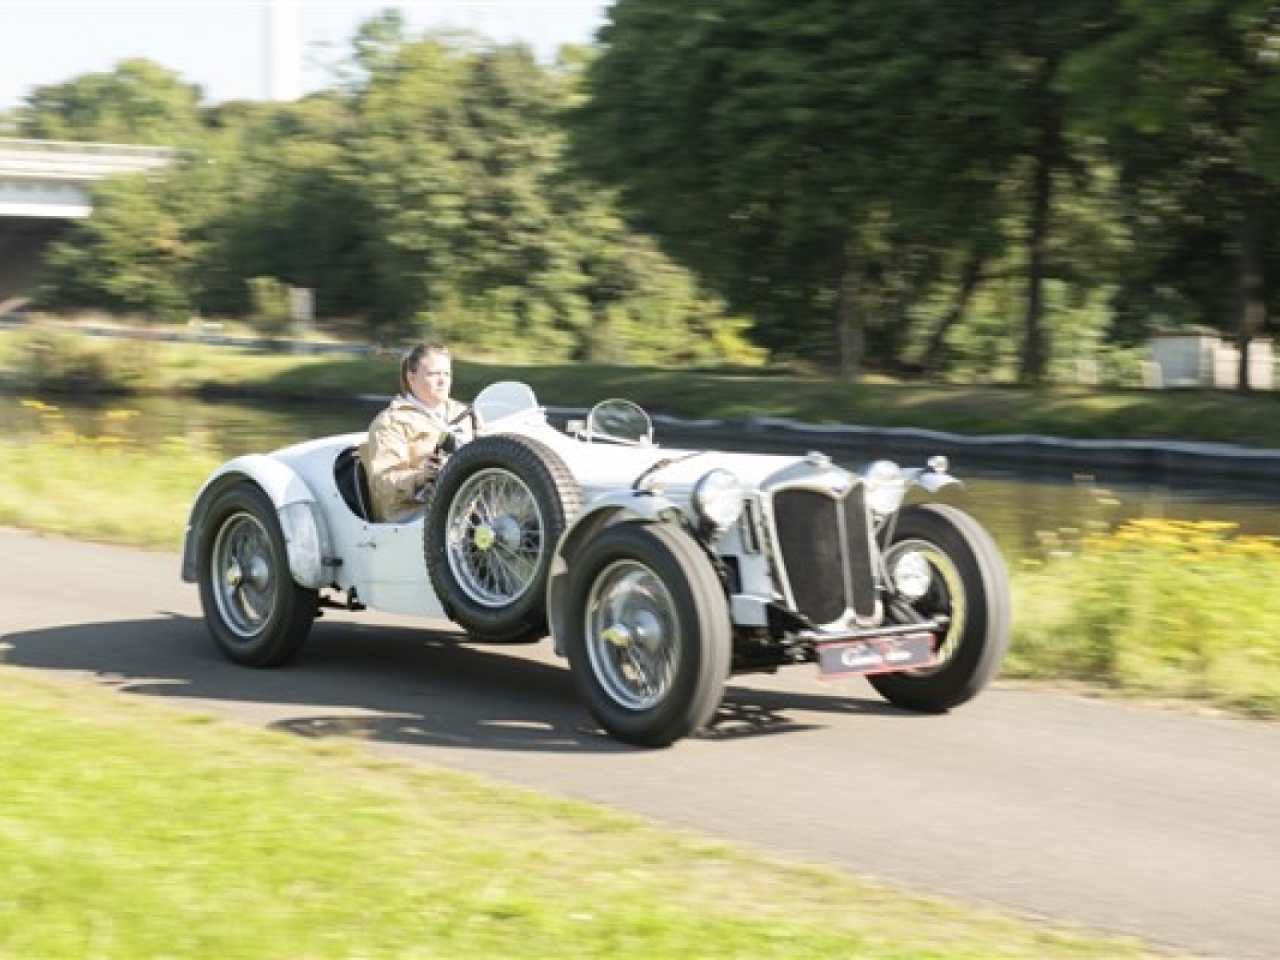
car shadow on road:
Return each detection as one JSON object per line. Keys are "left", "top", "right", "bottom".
{"left": 1, "top": 613, "right": 916, "bottom": 753}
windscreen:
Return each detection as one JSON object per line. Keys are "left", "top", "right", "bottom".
{"left": 473, "top": 381, "right": 539, "bottom": 427}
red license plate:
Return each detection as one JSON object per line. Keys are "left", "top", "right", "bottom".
{"left": 816, "top": 631, "right": 936, "bottom": 679}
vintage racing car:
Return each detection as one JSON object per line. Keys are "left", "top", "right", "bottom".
{"left": 181, "top": 382, "right": 1011, "bottom": 746}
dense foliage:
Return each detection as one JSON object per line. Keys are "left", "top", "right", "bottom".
{"left": 573, "top": 0, "right": 1280, "bottom": 384}
{"left": 9, "top": 17, "right": 758, "bottom": 367}
{"left": 8, "top": 2, "right": 1280, "bottom": 380}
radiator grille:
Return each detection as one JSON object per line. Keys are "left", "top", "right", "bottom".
{"left": 842, "top": 487, "right": 877, "bottom": 620}
{"left": 772, "top": 486, "right": 878, "bottom": 625}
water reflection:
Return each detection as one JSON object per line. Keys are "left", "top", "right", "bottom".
{"left": 0, "top": 393, "right": 373, "bottom": 454}
{"left": 4, "top": 393, "right": 1277, "bottom": 561}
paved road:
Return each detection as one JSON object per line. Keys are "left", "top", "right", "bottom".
{"left": 3, "top": 526, "right": 1278, "bottom": 959}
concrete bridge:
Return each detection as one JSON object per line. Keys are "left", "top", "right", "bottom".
{"left": 0, "top": 138, "right": 177, "bottom": 310}
{"left": 0, "top": 137, "right": 177, "bottom": 218}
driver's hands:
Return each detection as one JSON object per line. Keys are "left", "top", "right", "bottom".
{"left": 423, "top": 450, "right": 448, "bottom": 481}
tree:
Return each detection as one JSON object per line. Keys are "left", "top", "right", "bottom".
{"left": 17, "top": 59, "right": 215, "bottom": 322}
{"left": 574, "top": 2, "right": 860, "bottom": 375}
{"left": 341, "top": 16, "right": 752, "bottom": 362}
{"left": 573, "top": 0, "right": 1153, "bottom": 383}
{"left": 20, "top": 12, "right": 762, "bottom": 366}
{"left": 571, "top": 1, "right": 1041, "bottom": 378}
{"left": 37, "top": 174, "right": 200, "bottom": 322}
{"left": 1064, "top": 0, "right": 1280, "bottom": 389}
{"left": 198, "top": 94, "right": 373, "bottom": 321}
{"left": 341, "top": 23, "right": 475, "bottom": 334}
{"left": 15, "top": 59, "right": 204, "bottom": 145}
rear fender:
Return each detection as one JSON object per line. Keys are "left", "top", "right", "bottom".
{"left": 546, "top": 492, "right": 688, "bottom": 657}
{"left": 180, "top": 454, "right": 332, "bottom": 589}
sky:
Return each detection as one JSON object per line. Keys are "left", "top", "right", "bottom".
{"left": 0, "top": 1, "right": 613, "bottom": 110}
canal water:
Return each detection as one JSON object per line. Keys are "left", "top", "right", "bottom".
{"left": 3, "top": 392, "right": 1277, "bottom": 561}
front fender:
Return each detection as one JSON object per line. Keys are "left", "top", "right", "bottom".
{"left": 180, "top": 454, "right": 333, "bottom": 590}
{"left": 545, "top": 491, "right": 688, "bottom": 657}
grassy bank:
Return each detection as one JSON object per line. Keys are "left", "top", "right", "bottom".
{"left": 7, "top": 325, "right": 1280, "bottom": 447}
{"left": 0, "top": 668, "right": 1159, "bottom": 959}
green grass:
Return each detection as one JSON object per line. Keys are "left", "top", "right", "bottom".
{"left": 1008, "top": 518, "right": 1280, "bottom": 718}
{"left": 0, "top": 668, "right": 1157, "bottom": 959}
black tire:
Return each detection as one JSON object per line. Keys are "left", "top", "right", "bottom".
{"left": 562, "top": 522, "right": 731, "bottom": 747}
{"left": 868, "top": 503, "right": 1011, "bottom": 712}
{"left": 197, "top": 481, "right": 317, "bottom": 667}
{"left": 425, "top": 435, "right": 582, "bottom": 642}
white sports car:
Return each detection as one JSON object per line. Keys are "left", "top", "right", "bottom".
{"left": 181, "top": 381, "right": 1011, "bottom": 746}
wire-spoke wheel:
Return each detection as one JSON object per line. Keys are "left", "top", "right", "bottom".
{"left": 446, "top": 468, "right": 545, "bottom": 606}
{"left": 564, "top": 522, "right": 730, "bottom": 747}
{"left": 198, "top": 481, "right": 316, "bottom": 667}
{"left": 426, "top": 435, "right": 581, "bottom": 642}
{"left": 584, "top": 560, "right": 681, "bottom": 712}
{"left": 211, "top": 511, "right": 276, "bottom": 637}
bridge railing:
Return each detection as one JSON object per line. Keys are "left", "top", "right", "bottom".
{"left": 0, "top": 138, "right": 178, "bottom": 181}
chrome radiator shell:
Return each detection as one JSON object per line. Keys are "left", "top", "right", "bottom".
{"left": 754, "top": 460, "right": 883, "bottom": 630}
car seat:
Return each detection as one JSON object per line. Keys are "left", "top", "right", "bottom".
{"left": 334, "top": 445, "right": 374, "bottom": 521}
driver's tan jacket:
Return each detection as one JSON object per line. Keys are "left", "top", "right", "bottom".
{"left": 363, "top": 395, "right": 476, "bottom": 523}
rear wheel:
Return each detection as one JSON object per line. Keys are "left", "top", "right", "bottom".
{"left": 198, "top": 482, "right": 316, "bottom": 667}
{"left": 869, "top": 503, "right": 1010, "bottom": 711}
{"left": 563, "top": 523, "right": 731, "bottom": 747}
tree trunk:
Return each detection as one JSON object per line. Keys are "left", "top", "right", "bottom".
{"left": 835, "top": 237, "right": 863, "bottom": 381}
{"left": 1235, "top": 201, "right": 1266, "bottom": 393}
{"left": 920, "top": 245, "right": 985, "bottom": 370}
{"left": 1019, "top": 67, "right": 1061, "bottom": 385}
{"left": 1020, "top": 145, "right": 1053, "bottom": 382}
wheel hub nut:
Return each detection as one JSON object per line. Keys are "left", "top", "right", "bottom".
{"left": 601, "top": 624, "right": 632, "bottom": 648}
{"left": 247, "top": 557, "right": 269, "bottom": 589}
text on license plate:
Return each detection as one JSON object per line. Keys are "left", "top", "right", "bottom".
{"left": 817, "top": 631, "right": 936, "bottom": 679}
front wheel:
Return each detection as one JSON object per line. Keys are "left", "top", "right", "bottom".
{"left": 197, "top": 481, "right": 317, "bottom": 667}
{"left": 563, "top": 523, "right": 731, "bottom": 747}
{"left": 868, "top": 503, "right": 1010, "bottom": 712}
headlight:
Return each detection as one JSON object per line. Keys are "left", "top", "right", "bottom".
{"left": 863, "top": 459, "right": 906, "bottom": 517}
{"left": 692, "top": 469, "right": 745, "bottom": 530}
{"left": 891, "top": 550, "right": 932, "bottom": 601}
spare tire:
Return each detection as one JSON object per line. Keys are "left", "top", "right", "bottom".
{"left": 424, "top": 434, "right": 582, "bottom": 642}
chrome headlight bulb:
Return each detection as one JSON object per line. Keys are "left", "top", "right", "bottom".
{"left": 692, "top": 469, "right": 745, "bottom": 530}
{"left": 863, "top": 460, "right": 907, "bottom": 517}
{"left": 891, "top": 550, "right": 933, "bottom": 601}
